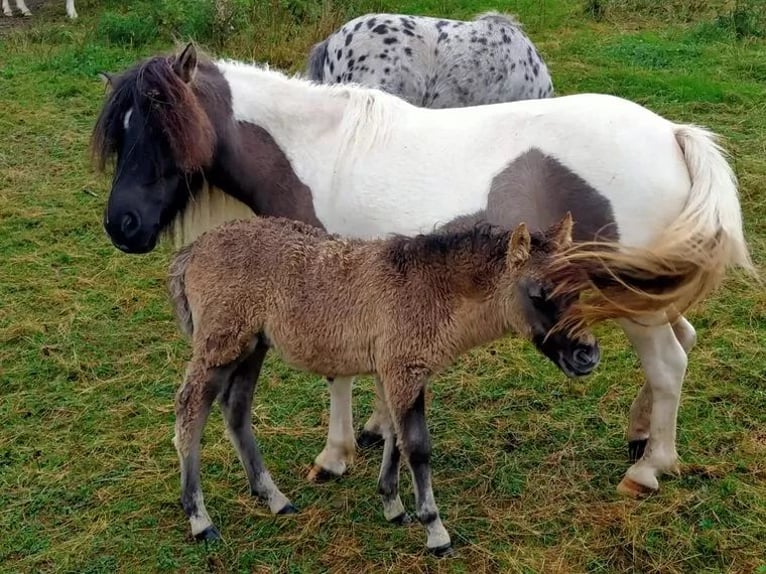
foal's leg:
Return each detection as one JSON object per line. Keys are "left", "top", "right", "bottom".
{"left": 174, "top": 358, "right": 226, "bottom": 541}
{"left": 627, "top": 315, "right": 697, "bottom": 462}
{"left": 2, "top": 0, "right": 12, "bottom": 16}
{"left": 357, "top": 381, "right": 387, "bottom": 449}
{"left": 383, "top": 370, "right": 452, "bottom": 556}
{"left": 309, "top": 376, "right": 356, "bottom": 481}
{"left": 618, "top": 318, "right": 687, "bottom": 497}
{"left": 374, "top": 377, "right": 410, "bottom": 525}
{"left": 218, "top": 344, "right": 295, "bottom": 514}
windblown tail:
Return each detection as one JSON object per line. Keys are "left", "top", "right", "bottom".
{"left": 550, "top": 124, "right": 755, "bottom": 329}
{"left": 168, "top": 244, "right": 195, "bottom": 338}
{"left": 306, "top": 39, "right": 329, "bottom": 82}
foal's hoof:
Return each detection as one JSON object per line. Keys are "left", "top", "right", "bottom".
{"left": 429, "top": 543, "right": 455, "bottom": 558}
{"left": 616, "top": 477, "right": 657, "bottom": 499}
{"left": 307, "top": 465, "right": 342, "bottom": 483}
{"left": 194, "top": 526, "right": 221, "bottom": 542}
{"left": 356, "top": 429, "right": 385, "bottom": 450}
{"left": 389, "top": 512, "right": 413, "bottom": 526}
{"left": 277, "top": 503, "right": 299, "bottom": 515}
{"left": 628, "top": 438, "right": 648, "bottom": 462}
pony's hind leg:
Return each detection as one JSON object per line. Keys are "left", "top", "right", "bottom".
{"left": 14, "top": 0, "right": 30, "bottom": 15}
{"left": 383, "top": 367, "right": 452, "bottom": 556}
{"left": 626, "top": 315, "right": 696, "bottom": 462}
{"left": 374, "top": 377, "right": 410, "bottom": 525}
{"left": 218, "top": 342, "right": 295, "bottom": 514}
{"left": 65, "top": 0, "right": 77, "bottom": 18}
{"left": 309, "top": 376, "right": 356, "bottom": 481}
{"left": 174, "top": 358, "right": 227, "bottom": 541}
{"left": 618, "top": 318, "right": 687, "bottom": 497}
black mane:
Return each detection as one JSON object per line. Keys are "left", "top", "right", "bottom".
{"left": 91, "top": 52, "right": 215, "bottom": 172}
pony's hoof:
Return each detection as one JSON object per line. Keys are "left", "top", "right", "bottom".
{"left": 389, "top": 512, "right": 413, "bottom": 526}
{"left": 194, "top": 526, "right": 220, "bottom": 542}
{"left": 357, "top": 429, "right": 384, "bottom": 449}
{"left": 307, "top": 465, "right": 342, "bottom": 483}
{"left": 616, "top": 477, "right": 657, "bottom": 498}
{"left": 277, "top": 503, "right": 299, "bottom": 515}
{"left": 429, "top": 543, "right": 455, "bottom": 558}
{"left": 628, "top": 438, "right": 648, "bottom": 462}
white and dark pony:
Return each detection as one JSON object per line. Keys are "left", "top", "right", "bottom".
{"left": 307, "top": 12, "right": 554, "bottom": 107}
{"left": 2, "top": 0, "right": 76, "bottom": 18}
{"left": 92, "top": 44, "right": 752, "bottom": 511}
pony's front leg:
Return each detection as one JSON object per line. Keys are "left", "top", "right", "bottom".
{"left": 626, "top": 315, "right": 697, "bottom": 462}
{"left": 65, "top": 0, "right": 77, "bottom": 18}
{"left": 14, "top": 0, "right": 30, "bottom": 15}
{"left": 384, "top": 368, "right": 452, "bottom": 557}
{"left": 618, "top": 318, "right": 686, "bottom": 497}
{"left": 309, "top": 376, "right": 356, "bottom": 481}
{"left": 174, "top": 359, "right": 223, "bottom": 541}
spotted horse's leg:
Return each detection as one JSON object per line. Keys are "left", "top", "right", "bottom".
{"left": 626, "top": 315, "right": 697, "bottom": 463}
{"left": 308, "top": 376, "right": 357, "bottom": 481}
{"left": 618, "top": 317, "right": 686, "bottom": 497}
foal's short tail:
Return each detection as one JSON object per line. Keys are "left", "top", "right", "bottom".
{"left": 168, "top": 244, "right": 195, "bottom": 338}
{"left": 306, "top": 39, "right": 328, "bottom": 82}
{"left": 550, "top": 124, "right": 755, "bottom": 329}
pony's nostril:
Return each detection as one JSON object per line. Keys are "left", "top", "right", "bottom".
{"left": 573, "top": 347, "right": 595, "bottom": 366}
{"left": 120, "top": 212, "right": 141, "bottom": 238}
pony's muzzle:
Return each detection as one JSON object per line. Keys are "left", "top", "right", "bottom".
{"left": 560, "top": 342, "right": 600, "bottom": 377}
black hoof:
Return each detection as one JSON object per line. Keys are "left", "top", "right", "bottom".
{"left": 628, "top": 438, "right": 648, "bottom": 462}
{"left": 429, "top": 543, "right": 454, "bottom": 558}
{"left": 311, "top": 467, "right": 343, "bottom": 483}
{"left": 389, "top": 512, "right": 413, "bottom": 526}
{"left": 277, "top": 503, "right": 299, "bottom": 515}
{"left": 194, "top": 526, "right": 220, "bottom": 542}
{"left": 357, "top": 429, "right": 385, "bottom": 449}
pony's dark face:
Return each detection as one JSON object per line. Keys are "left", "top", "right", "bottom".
{"left": 507, "top": 216, "right": 600, "bottom": 378}
{"left": 102, "top": 103, "right": 194, "bottom": 253}
{"left": 93, "top": 44, "right": 214, "bottom": 254}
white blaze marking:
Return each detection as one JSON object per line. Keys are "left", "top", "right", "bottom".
{"left": 123, "top": 108, "right": 133, "bottom": 130}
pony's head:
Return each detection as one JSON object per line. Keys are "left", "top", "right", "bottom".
{"left": 92, "top": 43, "right": 215, "bottom": 253}
{"left": 504, "top": 214, "right": 600, "bottom": 378}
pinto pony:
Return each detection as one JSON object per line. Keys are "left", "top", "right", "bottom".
{"left": 167, "top": 214, "right": 602, "bottom": 553}
{"left": 92, "top": 44, "right": 753, "bottom": 499}
{"left": 307, "top": 12, "right": 554, "bottom": 107}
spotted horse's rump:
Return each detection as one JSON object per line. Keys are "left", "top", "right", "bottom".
{"left": 307, "top": 11, "right": 553, "bottom": 107}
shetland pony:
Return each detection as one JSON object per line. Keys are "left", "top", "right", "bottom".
{"left": 92, "top": 44, "right": 753, "bottom": 499}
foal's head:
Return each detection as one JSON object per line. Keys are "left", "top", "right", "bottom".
{"left": 92, "top": 43, "right": 216, "bottom": 253}
{"left": 505, "top": 214, "right": 600, "bottom": 378}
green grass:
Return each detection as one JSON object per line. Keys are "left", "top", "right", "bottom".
{"left": 1, "top": 1, "right": 765, "bottom": 572}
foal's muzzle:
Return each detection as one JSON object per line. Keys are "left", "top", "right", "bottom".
{"left": 557, "top": 343, "right": 601, "bottom": 378}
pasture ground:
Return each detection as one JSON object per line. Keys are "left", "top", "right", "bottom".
{"left": 1, "top": 0, "right": 764, "bottom": 572}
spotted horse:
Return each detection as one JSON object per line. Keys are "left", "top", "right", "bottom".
{"left": 307, "top": 12, "right": 554, "bottom": 107}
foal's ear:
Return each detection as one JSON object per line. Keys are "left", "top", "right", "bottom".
{"left": 174, "top": 42, "right": 198, "bottom": 84}
{"left": 549, "top": 211, "right": 574, "bottom": 250}
{"left": 508, "top": 222, "right": 531, "bottom": 267}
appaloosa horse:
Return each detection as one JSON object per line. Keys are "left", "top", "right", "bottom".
{"left": 93, "top": 44, "right": 752, "bottom": 503}
{"left": 307, "top": 12, "right": 553, "bottom": 107}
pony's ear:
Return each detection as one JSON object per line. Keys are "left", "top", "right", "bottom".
{"left": 174, "top": 42, "right": 198, "bottom": 84}
{"left": 508, "top": 222, "right": 531, "bottom": 267}
{"left": 549, "top": 212, "right": 574, "bottom": 250}
{"left": 97, "top": 71, "right": 114, "bottom": 90}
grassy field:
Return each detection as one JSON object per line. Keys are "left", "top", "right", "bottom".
{"left": 1, "top": 0, "right": 765, "bottom": 572}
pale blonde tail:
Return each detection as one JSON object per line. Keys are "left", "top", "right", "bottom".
{"left": 549, "top": 124, "right": 754, "bottom": 329}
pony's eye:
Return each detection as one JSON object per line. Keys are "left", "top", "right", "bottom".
{"left": 528, "top": 283, "right": 546, "bottom": 302}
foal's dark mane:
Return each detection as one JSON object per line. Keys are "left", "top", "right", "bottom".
{"left": 386, "top": 223, "right": 550, "bottom": 274}
{"left": 91, "top": 51, "right": 216, "bottom": 173}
